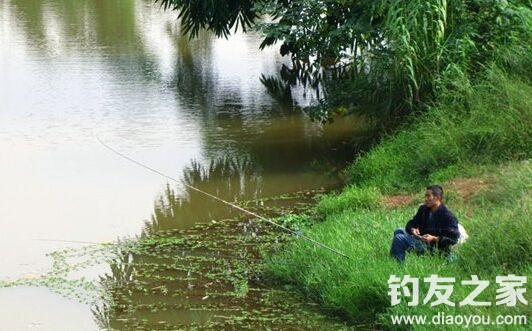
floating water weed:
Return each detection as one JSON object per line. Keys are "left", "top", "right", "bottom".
{"left": 0, "top": 191, "right": 352, "bottom": 329}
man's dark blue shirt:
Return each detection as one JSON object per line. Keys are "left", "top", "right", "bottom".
{"left": 405, "top": 204, "right": 460, "bottom": 250}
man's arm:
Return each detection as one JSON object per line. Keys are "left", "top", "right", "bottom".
{"left": 435, "top": 209, "right": 460, "bottom": 248}
{"left": 405, "top": 206, "right": 424, "bottom": 235}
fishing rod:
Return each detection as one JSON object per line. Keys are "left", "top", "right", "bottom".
{"left": 95, "top": 135, "right": 351, "bottom": 259}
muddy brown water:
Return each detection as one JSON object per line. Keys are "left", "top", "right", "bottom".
{"left": 0, "top": 0, "right": 365, "bottom": 329}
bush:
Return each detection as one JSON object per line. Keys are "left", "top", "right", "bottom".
{"left": 347, "top": 67, "right": 532, "bottom": 194}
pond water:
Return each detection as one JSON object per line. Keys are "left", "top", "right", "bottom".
{"left": 0, "top": 0, "right": 364, "bottom": 329}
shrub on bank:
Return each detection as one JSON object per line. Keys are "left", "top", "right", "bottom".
{"left": 348, "top": 67, "right": 532, "bottom": 194}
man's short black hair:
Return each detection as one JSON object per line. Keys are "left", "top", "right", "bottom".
{"left": 427, "top": 185, "right": 444, "bottom": 199}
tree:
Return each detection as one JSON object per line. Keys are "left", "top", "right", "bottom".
{"left": 156, "top": 0, "right": 257, "bottom": 38}
{"left": 156, "top": 0, "right": 531, "bottom": 124}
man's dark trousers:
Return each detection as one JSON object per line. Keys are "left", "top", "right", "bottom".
{"left": 390, "top": 229, "right": 430, "bottom": 262}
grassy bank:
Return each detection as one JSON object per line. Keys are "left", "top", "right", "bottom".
{"left": 263, "top": 62, "right": 531, "bottom": 329}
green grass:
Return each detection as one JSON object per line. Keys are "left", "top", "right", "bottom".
{"left": 348, "top": 67, "right": 531, "bottom": 194}
{"left": 316, "top": 185, "right": 382, "bottom": 216}
{"left": 265, "top": 161, "right": 531, "bottom": 329}
{"left": 264, "top": 61, "right": 532, "bottom": 329}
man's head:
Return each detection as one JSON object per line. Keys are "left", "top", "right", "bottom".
{"left": 425, "top": 185, "right": 443, "bottom": 209}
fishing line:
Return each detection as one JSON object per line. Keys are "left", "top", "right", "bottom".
{"left": 95, "top": 135, "right": 350, "bottom": 259}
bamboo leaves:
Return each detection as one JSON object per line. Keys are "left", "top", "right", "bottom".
{"left": 155, "top": 0, "right": 258, "bottom": 38}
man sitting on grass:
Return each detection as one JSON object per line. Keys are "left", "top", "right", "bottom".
{"left": 390, "top": 185, "right": 460, "bottom": 262}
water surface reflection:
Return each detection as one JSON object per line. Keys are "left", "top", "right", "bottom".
{"left": 91, "top": 158, "right": 350, "bottom": 330}
{"left": 0, "top": 0, "right": 364, "bottom": 329}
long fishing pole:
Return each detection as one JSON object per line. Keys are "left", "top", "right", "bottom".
{"left": 95, "top": 135, "right": 351, "bottom": 259}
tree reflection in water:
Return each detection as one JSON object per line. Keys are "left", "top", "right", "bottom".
{"left": 145, "top": 154, "right": 260, "bottom": 233}
{"left": 91, "top": 155, "right": 345, "bottom": 330}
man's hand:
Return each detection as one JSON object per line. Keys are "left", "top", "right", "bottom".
{"left": 421, "top": 234, "right": 439, "bottom": 244}
{"left": 412, "top": 228, "right": 421, "bottom": 236}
